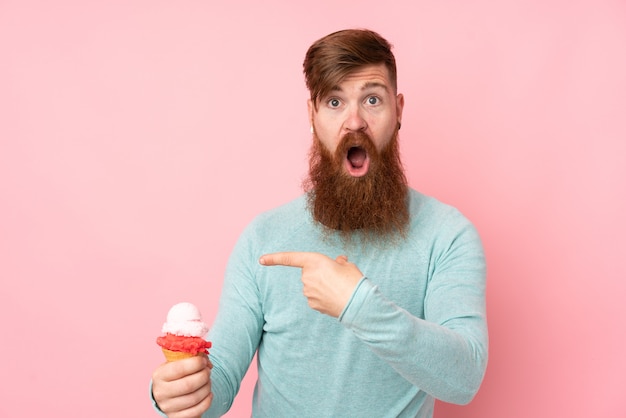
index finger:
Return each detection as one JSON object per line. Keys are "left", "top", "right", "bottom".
{"left": 259, "top": 251, "right": 322, "bottom": 268}
{"left": 155, "top": 355, "right": 208, "bottom": 382}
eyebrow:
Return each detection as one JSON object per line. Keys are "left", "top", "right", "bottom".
{"left": 361, "top": 81, "right": 390, "bottom": 92}
{"left": 329, "top": 81, "right": 390, "bottom": 93}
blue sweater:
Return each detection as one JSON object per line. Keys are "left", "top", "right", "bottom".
{"left": 157, "top": 189, "right": 488, "bottom": 417}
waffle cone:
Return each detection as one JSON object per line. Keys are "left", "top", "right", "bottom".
{"left": 162, "top": 348, "right": 197, "bottom": 362}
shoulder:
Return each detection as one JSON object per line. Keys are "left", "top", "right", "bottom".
{"left": 235, "top": 195, "right": 311, "bottom": 250}
{"left": 407, "top": 188, "right": 482, "bottom": 246}
{"left": 408, "top": 188, "right": 470, "bottom": 224}
{"left": 406, "top": 189, "right": 485, "bottom": 279}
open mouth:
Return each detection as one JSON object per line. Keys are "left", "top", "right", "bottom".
{"left": 345, "top": 146, "right": 370, "bottom": 177}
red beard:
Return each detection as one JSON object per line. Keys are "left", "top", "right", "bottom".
{"left": 303, "top": 129, "right": 409, "bottom": 242}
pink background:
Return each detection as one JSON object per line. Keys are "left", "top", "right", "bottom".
{"left": 1, "top": 1, "right": 625, "bottom": 417}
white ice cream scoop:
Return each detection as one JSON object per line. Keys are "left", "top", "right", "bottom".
{"left": 161, "top": 302, "right": 209, "bottom": 337}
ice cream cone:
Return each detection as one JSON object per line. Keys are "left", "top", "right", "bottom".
{"left": 157, "top": 303, "right": 212, "bottom": 362}
{"left": 162, "top": 348, "right": 197, "bottom": 362}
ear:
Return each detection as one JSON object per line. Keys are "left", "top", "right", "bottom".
{"left": 307, "top": 99, "right": 314, "bottom": 126}
{"left": 396, "top": 93, "right": 405, "bottom": 126}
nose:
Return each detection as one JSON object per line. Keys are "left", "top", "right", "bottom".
{"left": 344, "top": 106, "right": 367, "bottom": 132}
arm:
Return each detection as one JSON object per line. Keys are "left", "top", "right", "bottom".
{"left": 343, "top": 222, "right": 487, "bottom": 403}
{"left": 148, "top": 231, "right": 261, "bottom": 418}
{"left": 204, "top": 228, "right": 265, "bottom": 417}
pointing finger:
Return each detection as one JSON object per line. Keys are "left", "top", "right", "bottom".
{"left": 260, "top": 252, "right": 321, "bottom": 268}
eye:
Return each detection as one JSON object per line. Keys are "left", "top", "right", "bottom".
{"left": 367, "top": 96, "right": 380, "bottom": 105}
{"left": 328, "top": 98, "right": 341, "bottom": 108}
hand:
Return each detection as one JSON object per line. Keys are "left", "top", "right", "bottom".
{"left": 152, "top": 355, "right": 213, "bottom": 418}
{"left": 259, "top": 252, "right": 364, "bottom": 317}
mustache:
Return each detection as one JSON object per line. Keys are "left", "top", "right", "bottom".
{"left": 336, "top": 131, "right": 376, "bottom": 155}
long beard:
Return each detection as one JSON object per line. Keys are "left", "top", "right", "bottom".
{"left": 303, "top": 129, "right": 409, "bottom": 242}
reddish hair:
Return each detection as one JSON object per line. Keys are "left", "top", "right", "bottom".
{"left": 303, "top": 29, "right": 398, "bottom": 108}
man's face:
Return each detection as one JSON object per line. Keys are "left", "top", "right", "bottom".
{"left": 304, "top": 64, "right": 409, "bottom": 239}
{"left": 307, "top": 63, "right": 404, "bottom": 177}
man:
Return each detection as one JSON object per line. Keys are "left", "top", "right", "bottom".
{"left": 151, "top": 28, "right": 488, "bottom": 418}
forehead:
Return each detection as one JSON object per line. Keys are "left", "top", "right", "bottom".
{"left": 331, "top": 64, "right": 393, "bottom": 93}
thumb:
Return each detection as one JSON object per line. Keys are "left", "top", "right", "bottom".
{"left": 335, "top": 255, "right": 349, "bottom": 264}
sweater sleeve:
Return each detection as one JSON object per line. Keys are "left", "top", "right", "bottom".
{"left": 338, "top": 221, "right": 488, "bottom": 405}
{"left": 203, "top": 226, "right": 265, "bottom": 417}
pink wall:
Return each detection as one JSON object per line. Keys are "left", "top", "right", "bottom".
{"left": 1, "top": 1, "right": 624, "bottom": 417}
